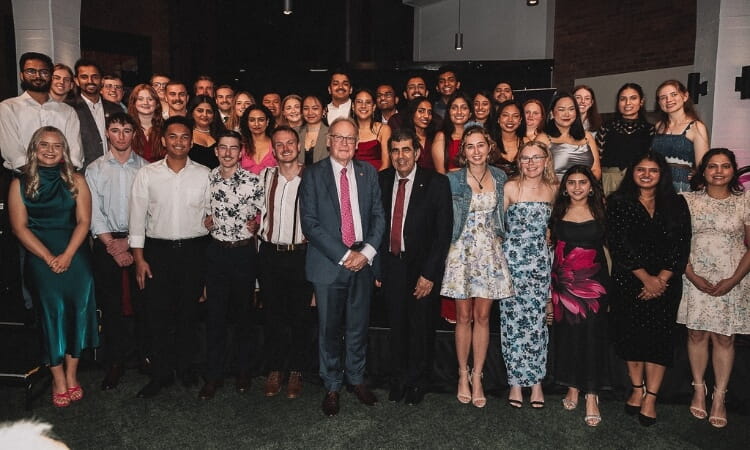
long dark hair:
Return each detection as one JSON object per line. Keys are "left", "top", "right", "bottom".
{"left": 690, "top": 148, "right": 744, "bottom": 193}
{"left": 573, "top": 85, "right": 602, "bottom": 131}
{"left": 614, "top": 82, "right": 648, "bottom": 121}
{"left": 439, "top": 92, "right": 474, "bottom": 170}
{"left": 403, "top": 97, "right": 437, "bottom": 140}
{"left": 187, "top": 95, "right": 224, "bottom": 140}
{"left": 239, "top": 104, "right": 275, "bottom": 156}
{"left": 487, "top": 100, "right": 526, "bottom": 156}
{"left": 545, "top": 91, "right": 585, "bottom": 140}
{"left": 549, "top": 165, "right": 605, "bottom": 237}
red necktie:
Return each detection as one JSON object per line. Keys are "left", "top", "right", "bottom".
{"left": 390, "top": 178, "right": 408, "bottom": 255}
{"left": 340, "top": 167, "right": 356, "bottom": 247}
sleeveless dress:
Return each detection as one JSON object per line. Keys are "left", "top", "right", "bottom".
{"left": 356, "top": 139, "right": 382, "bottom": 170}
{"left": 678, "top": 191, "right": 750, "bottom": 335}
{"left": 550, "top": 220, "right": 611, "bottom": 393}
{"left": 21, "top": 167, "right": 99, "bottom": 366}
{"left": 240, "top": 145, "right": 277, "bottom": 175}
{"left": 651, "top": 121, "right": 695, "bottom": 192}
{"left": 189, "top": 142, "right": 219, "bottom": 169}
{"left": 446, "top": 139, "right": 461, "bottom": 171}
{"left": 550, "top": 141, "right": 594, "bottom": 180}
{"left": 440, "top": 191, "right": 514, "bottom": 300}
{"left": 500, "top": 202, "right": 552, "bottom": 386}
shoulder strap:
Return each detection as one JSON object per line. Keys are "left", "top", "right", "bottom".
{"left": 681, "top": 120, "right": 696, "bottom": 135}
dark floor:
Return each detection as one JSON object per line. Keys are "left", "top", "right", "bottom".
{"left": 1, "top": 366, "right": 748, "bottom": 450}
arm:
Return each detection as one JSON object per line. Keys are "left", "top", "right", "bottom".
{"left": 49, "top": 174, "right": 92, "bottom": 272}
{"left": 8, "top": 179, "right": 56, "bottom": 268}
{"left": 0, "top": 103, "right": 26, "bottom": 170}
{"left": 690, "top": 120, "right": 710, "bottom": 167}
{"left": 299, "top": 166, "right": 351, "bottom": 265}
{"left": 416, "top": 174, "right": 453, "bottom": 298}
{"left": 710, "top": 223, "right": 750, "bottom": 296}
{"left": 685, "top": 263, "right": 715, "bottom": 293}
{"left": 378, "top": 123, "right": 392, "bottom": 170}
{"left": 432, "top": 132, "right": 446, "bottom": 174}
{"left": 64, "top": 109, "right": 84, "bottom": 169}
{"left": 586, "top": 131, "right": 601, "bottom": 179}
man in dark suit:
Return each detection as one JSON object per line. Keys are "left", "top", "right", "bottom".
{"left": 300, "top": 117, "right": 385, "bottom": 417}
{"left": 376, "top": 128, "right": 452, "bottom": 405}
{"left": 66, "top": 59, "right": 122, "bottom": 168}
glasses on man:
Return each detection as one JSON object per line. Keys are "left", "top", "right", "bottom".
{"left": 23, "top": 68, "right": 51, "bottom": 77}
{"left": 519, "top": 155, "right": 547, "bottom": 164}
{"left": 104, "top": 83, "right": 123, "bottom": 91}
{"left": 329, "top": 134, "right": 357, "bottom": 145}
{"left": 376, "top": 92, "right": 394, "bottom": 99}
{"left": 152, "top": 82, "right": 167, "bottom": 88}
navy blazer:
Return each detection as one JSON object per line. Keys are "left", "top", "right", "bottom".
{"left": 300, "top": 157, "right": 385, "bottom": 284}
{"left": 66, "top": 94, "right": 122, "bottom": 168}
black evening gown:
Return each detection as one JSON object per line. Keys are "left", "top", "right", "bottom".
{"left": 189, "top": 142, "right": 219, "bottom": 169}
{"left": 606, "top": 195, "right": 691, "bottom": 366}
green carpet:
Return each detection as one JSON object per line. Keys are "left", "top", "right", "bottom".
{"left": 2, "top": 368, "right": 748, "bottom": 449}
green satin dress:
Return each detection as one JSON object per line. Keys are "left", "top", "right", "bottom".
{"left": 21, "top": 166, "right": 99, "bottom": 366}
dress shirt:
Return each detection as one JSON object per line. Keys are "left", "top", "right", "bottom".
{"left": 208, "top": 166, "right": 263, "bottom": 242}
{"left": 0, "top": 92, "right": 83, "bottom": 170}
{"left": 81, "top": 94, "right": 108, "bottom": 156}
{"left": 86, "top": 150, "right": 148, "bottom": 237}
{"left": 326, "top": 98, "right": 352, "bottom": 125}
{"left": 128, "top": 157, "right": 211, "bottom": 248}
{"left": 259, "top": 165, "right": 306, "bottom": 245}
{"left": 390, "top": 165, "right": 417, "bottom": 253}
{"left": 330, "top": 157, "right": 377, "bottom": 263}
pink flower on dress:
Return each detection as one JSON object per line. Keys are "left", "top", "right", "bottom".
{"left": 551, "top": 240, "right": 606, "bottom": 324}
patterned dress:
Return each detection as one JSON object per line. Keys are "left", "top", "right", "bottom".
{"left": 679, "top": 191, "right": 750, "bottom": 335}
{"left": 441, "top": 192, "right": 514, "bottom": 300}
{"left": 651, "top": 121, "right": 696, "bottom": 193}
{"left": 500, "top": 202, "right": 552, "bottom": 387}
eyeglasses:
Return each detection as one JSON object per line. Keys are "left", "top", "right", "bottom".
{"left": 376, "top": 92, "right": 394, "bottom": 99}
{"left": 104, "top": 84, "right": 123, "bottom": 91}
{"left": 519, "top": 155, "right": 547, "bottom": 164}
{"left": 329, "top": 134, "right": 357, "bottom": 145}
{"left": 152, "top": 82, "right": 167, "bottom": 88}
{"left": 23, "top": 68, "right": 50, "bottom": 77}
{"left": 217, "top": 145, "right": 240, "bottom": 152}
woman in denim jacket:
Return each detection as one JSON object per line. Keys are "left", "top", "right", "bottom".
{"left": 441, "top": 126, "right": 514, "bottom": 408}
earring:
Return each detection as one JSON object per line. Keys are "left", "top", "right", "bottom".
{"left": 588, "top": 190, "right": 594, "bottom": 197}
{"left": 562, "top": 191, "right": 569, "bottom": 197}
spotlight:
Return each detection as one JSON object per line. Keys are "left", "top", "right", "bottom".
{"left": 527, "top": 0, "right": 539, "bottom": 6}
{"left": 454, "top": 33, "right": 463, "bottom": 51}
{"left": 283, "top": 0, "right": 292, "bottom": 15}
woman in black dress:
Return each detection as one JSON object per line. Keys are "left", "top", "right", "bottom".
{"left": 606, "top": 150, "right": 692, "bottom": 426}
{"left": 187, "top": 95, "right": 223, "bottom": 168}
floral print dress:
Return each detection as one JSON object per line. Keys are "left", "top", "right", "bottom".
{"left": 500, "top": 202, "right": 552, "bottom": 387}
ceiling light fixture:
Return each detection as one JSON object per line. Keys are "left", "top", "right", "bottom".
{"left": 455, "top": 0, "right": 463, "bottom": 50}
{"left": 283, "top": 0, "right": 292, "bottom": 15}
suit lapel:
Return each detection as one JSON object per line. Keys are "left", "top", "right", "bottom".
{"left": 321, "top": 158, "right": 341, "bottom": 218}
{"left": 354, "top": 160, "right": 370, "bottom": 223}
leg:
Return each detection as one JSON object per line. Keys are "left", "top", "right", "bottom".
{"left": 709, "top": 332, "right": 735, "bottom": 427}
{"left": 383, "top": 257, "right": 409, "bottom": 388}
{"left": 454, "top": 298, "right": 473, "bottom": 403}
{"left": 584, "top": 392, "right": 601, "bottom": 426}
{"left": 204, "top": 243, "right": 231, "bottom": 382}
{"left": 470, "top": 298, "right": 492, "bottom": 407}
{"left": 625, "top": 360, "right": 645, "bottom": 410}
{"left": 175, "top": 242, "right": 206, "bottom": 377}
{"left": 563, "top": 387, "right": 579, "bottom": 410}
{"left": 687, "top": 329, "right": 710, "bottom": 419}
{"left": 315, "top": 278, "right": 348, "bottom": 392}
{"left": 343, "top": 267, "right": 374, "bottom": 386}
{"left": 640, "top": 362, "right": 666, "bottom": 421}
{"left": 49, "top": 364, "right": 69, "bottom": 407}
{"left": 64, "top": 354, "right": 83, "bottom": 400}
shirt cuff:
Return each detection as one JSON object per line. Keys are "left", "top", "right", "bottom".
{"left": 338, "top": 249, "right": 352, "bottom": 265}
{"left": 361, "top": 244, "right": 377, "bottom": 265}
{"left": 128, "top": 235, "right": 145, "bottom": 248}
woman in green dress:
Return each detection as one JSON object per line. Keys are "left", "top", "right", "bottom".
{"left": 9, "top": 126, "right": 99, "bottom": 408}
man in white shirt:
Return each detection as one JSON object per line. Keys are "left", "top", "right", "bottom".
{"left": 325, "top": 71, "right": 352, "bottom": 125}
{"left": 0, "top": 52, "right": 82, "bottom": 171}
{"left": 129, "top": 116, "right": 210, "bottom": 398}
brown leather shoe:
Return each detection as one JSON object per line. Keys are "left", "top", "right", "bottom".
{"left": 264, "top": 371, "right": 282, "bottom": 397}
{"left": 287, "top": 371, "right": 303, "bottom": 399}
{"left": 198, "top": 380, "right": 223, "bottom": 400}
{"left": 322, "top": 391, "right": 339, "bottom": 416}
{"left": 236, "top": 371, "right": 251, "bottom": 393}
{"left": 352, "top": 383, "right": 378, "bottom": 406}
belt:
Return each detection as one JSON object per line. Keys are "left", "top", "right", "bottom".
{"left": 146, "top": 236, "right": 207, "bottom": 249}
{"left": 110, "top": 231, "right": 129, "bottom": 239}
{"left": 212, "top": 238, "right": 253, "bottom": 248}
{"left": 263, "top": 241, "right": 307, "bottom": 252}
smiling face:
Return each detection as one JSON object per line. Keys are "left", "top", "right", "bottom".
{"left": 498, "top": 104, "right": 522, "bottom": 134}
{"left": 75, "top": 65, "right": 102, "bottom": 101}
{"left": 376, "top": 85, "right": 397, "bottom": 112}
{"left": 552, "top": 97, "right": 578, "bottom": 128}
{"left": 282, "top": 98, "right": 302, "bottom": 125}
{"left": 214, "top": 136, "right": 241, "bottom": 169}
{"left": 272, "top": 129, "right": 301, "bottom": 163}
{"left": 565, "top": 172, "right": 592, "bottom": 202}
{"left": 36, "top": 131, "right": 65, "bottom": 167}
{"left": 101, "top": 78, "right": 124, "bottom": 103}
{"left": 353, "top": 91, "right": 375, "bottom": 121}
{"left": 302, "top": 97, "right": 323, "bottom": 124}
{"left": 166, "top": 84, "right": 188, "bottom": 112}
{"left": 328, "top": 74, "right": 352, "bottom": 103}
{"left": 247, "top": 109, "right": 269, "bottom": 136}
{"left": 437, "top": 71, "right": 460, "bottom": 99}
{"left": 404, "top": 76, "right": 427, "bottom": 100}
{"left": 524, "top": 102, "right": 544, "bottom": 131}
{"left": 412, "top": 99, "right": 432, "bottom": 131}
{"left": 151, "top": 76, "right": 169, "bottom": 101}
{"left": 161, "top": 123, "right": 192, "bottom": 160}
{"left": 234, "top": 93, "right": 254, "bottom": 118}
{"left": 518, "top": 144, "right": 547, "bottom": 179}
{"left": 462, "top": 131, "right": 490, "bottom": 168}
{"left": 21, "top": 58, "right": 51, "bottom": 93}
{"left": 192, "top": 102, "right": 215, "bottom": 129}
{"left": 493, "top": 83, "right": 513, "bottom": 103}
{"left": 657, "top": 83, "right": 688, "bottom": 114}
{"left": 194, "top": 79, "right": 214, "bottom": 97}
{"left": 327, "top": 120, "right": 358, "bottom": 166}
{"left": 574, "top": 88, "right": 594, "bottom": 116}
{"left": 215, "top": 87, "right": 234, "bottom": 114}
{"left": 473, "top": 94, "right": 492, "bottom": 122}
{"left": 618, "top": 88, "right": 644, "bottom": 120}
{"left": 448, "top": 97, "right": 470, "bottom": 126}
{"left": 633, "top": 159, "right": 661, "bottom": 190}
{"left": 50, "top": 68, "right": 73, "bottom": 97}
{"left": 704, "top": 153, "right": 734, "bottom": 189}
{"left": 262, "top": 93, "right": 281, "bottom": 118}
{"left": 134, "top": 88, "right": 157, "bottom": 116}
{"left": 389, "top": 139, "right": 420, "bottom": 178}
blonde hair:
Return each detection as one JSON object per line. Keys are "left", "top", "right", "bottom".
{"left": 279, "top": 94, "right": 303, "bottom": 126}
{"left": 23, "top": 127, "right": 77, "bottom": 199}
{"left": 456, "top": 125, "right": 500, "bottom": 167}
{"left": 516, "top": 140, "right": 557, "bottom": 186}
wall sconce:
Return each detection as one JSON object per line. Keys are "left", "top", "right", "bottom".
{"left": 687, "top": 72, "right": 708, "bottom": 104}
{"left": 283, "top": 0, "right": 292, "bottom": 15}
{"left": 455, "top": 0, "right": 463, "bottom": 50}
{"left": 736, "top": 66, "right": 750, "bottom": 99}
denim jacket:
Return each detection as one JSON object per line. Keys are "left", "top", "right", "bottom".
{"left": 447, "top": 166, "right": 507, "bottom": 243}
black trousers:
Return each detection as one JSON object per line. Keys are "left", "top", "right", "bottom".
{"left": 204, "top": 240, "right": 256, "bottom": 381}
{"left": 143, "top": 237, "right": 207, "bottom": 382}
{"left": 93, "top": 238, "right": 145, "bottom": 365}
{"left": 258, "top": 241, "right": 313, "bottom": 372}
{"left": 382, "top": 253, "right": 439, "bottom": 388}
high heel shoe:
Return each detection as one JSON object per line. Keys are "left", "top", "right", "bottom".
{"left": 709, "top": 388, "right": 728, "bottom": 428}
{"left": 638, "top": 390, "right": 658, "bottom": 427}
{"left": 471, "top": 370, "right": 486, "bottom": 408}
{"left": 584, "top": 394, "right": 601, "bottom": 427}
{"left": 52, "top": 391, "right": 70, "bottom": 408}
{"left": 67, "top": 385, "right": 84, "bottom": 402}
{"left": 625, "top": 382, "right": 645, "bottom": 416}
{"left": 456, "top": 368, "right": 471, "bottom": 404}
{"left": 689, "top": 381, "right": 707, "bottom": 420}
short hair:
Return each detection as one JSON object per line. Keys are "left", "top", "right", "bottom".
{"left": 216, "top": 129, "right": 243, "bottom": 142}
{"left": 330, "top": 68, "right": 351, "bottom": 83}
{"left": 272, "top": 125, "right": 300, "bottom": 143}
{"left": 19, "top": 52, "right": 52, "bottom": 71}
{"left": 150, "top": 73, "right": 170, "bottom": 83}
{"left": 165, "top": 80, "right": 187, "bottom": 91}
{"left": 102, "top": 74, "right": 122, "bottom": 82}
{"left": 327, "top": 117, "right": 359, "bottom": 135}
{"left": 193, "top": 75, "right": 214, "bottom": 90}
{"left": 388, "top": 128, "right": 422, "bottom": 153}
{"left": 74, "top": 58, "right": 102, "bottom": 76}
{"left": 437, "top": 64, "right": 460, "bottom": 81}
{"left": 215, "top": 84, "right": 234, "bottom": 93}
{"left": 52, "top": 63, "right": 73, "bottom": 78}
{"left": 106, "top": 111, "right": 136, "bottom": 129}
{"left": 162, "top": 115, "right": 191, "bottom": 133}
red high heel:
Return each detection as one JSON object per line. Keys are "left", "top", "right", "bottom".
{"left": 67, "top": 385, "right": 84, "bottom": 402}
{"left": 52, "top": 391, "right": 71, "bottom": 408}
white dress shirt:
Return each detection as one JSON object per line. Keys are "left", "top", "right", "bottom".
{"left": 0, "top": 92, "right": 83, "bottom": 170}
{"left": 329, "top": 157, "right": 376, "bottom": 263}
{"left": 259, "top": 166, "right": 306, "bottom": 245}
{"left": 128, "top": 157, "right": 211, "bottom": 248}
{"left": 326, "top": 98, "right": 352, "bottom": 125}
{"left": 390, "top": 165, "right": 417, "bottom": 253}
{"left": 81, "top": 94, "right": 108, "bottom": 156}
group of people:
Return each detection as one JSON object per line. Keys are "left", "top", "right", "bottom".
{"left": 1, "top": 54, "right": 747, "bottom": 430}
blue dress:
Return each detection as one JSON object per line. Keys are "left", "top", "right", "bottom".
{"left": 651, "top": 121, "right": 695, "bottom": 192}
{"left": 500, "top": 202, "right": 552, "bottom": 387}
{"left": 21, "top": 166, "right": 99, "bottom": 366}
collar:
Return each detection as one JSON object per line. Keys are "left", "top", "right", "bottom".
{"left": 328, "top": 98, "right": 352, "bottom": 110}
{"left": 20, "top": 91, "right": 53, "bottom": 105}
{"left": 210, "top": 165, "right": 246, "bottom": 182}
{"left": 81, "top": 94, "right": 102, "bottom": 109}
{"left": 396, "top": 165, "right": 417, "bottom": 183}
{"left": 105, "top": 149, "right": 138, "bottom": 166}
{"left": 329, "top": 156, "right": 353, "bottom": 173}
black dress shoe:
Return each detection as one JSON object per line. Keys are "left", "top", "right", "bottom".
{"left": 351, "top": 384, "right": 378, "bottom": 406}
{"left": 236, "top": 371, "right": 251, "bottom": 393}
{"left": 198, "top": 380, "right": 223, "bottom": 400}
{"left": 101, "top": 364, "right": 124, "bottom": 391}
{"left": 388, "top": 384, "right": 405, "bottom": 402}
{"left": 179, "top": 369, "right": 199, "bottom": 388}
{"left": 322, "top": 391, "right": 340, "bottom": 417}
{"left": 404, "top": 386, "right": 425, "bottom": 406}
{"left": 137, "top": 380, "right": 163, "bottom": 398}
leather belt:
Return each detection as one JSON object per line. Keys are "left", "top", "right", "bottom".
{"left": 146, "top": 236, "right": 207, "bottom": 249}
{"left": 212, "top": 238, "right": 253, "bottom": 248}
{"left": 262, "top": 241, "right": 307, "bottom": 252}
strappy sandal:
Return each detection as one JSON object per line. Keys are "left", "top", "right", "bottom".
{"left": 52, "top": 391, "right": 71, "bottom": 408}
{"left": 457, "top": 367, "right": 471, "bottom": 404}
{"left": 689, "top": 381, "right": 707, "bottom": 420}
{"left": 625, "top": 382, "right": 645, "bottom": 415}
{"left": 584, "top": 394, "right": 601, "bottom": 427}
{"left": 638, "top": 390, "right": 658, "bottom": 427}
{"left": 562, "top": 389, "right": 578, "bottom": 411}
{"left": 709, "top": 388, "right": 728, "bottom": 428}
{"left": 67, "top": 385, "right": 84, "bottom": 402}
{"left": 471, "top": 371, "right": 486, "bottom": 408}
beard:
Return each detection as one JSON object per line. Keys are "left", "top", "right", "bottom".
{"left": 22, "top": 78, "right": 50, "bottom": 93}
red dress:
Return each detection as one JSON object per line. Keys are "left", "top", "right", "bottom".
{"left": 356, "top": 139, "right": 381, "bottom": 170}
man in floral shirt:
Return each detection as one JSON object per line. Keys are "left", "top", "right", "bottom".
{"left": 199, "top": 129, "right": 263, "bottom": 400}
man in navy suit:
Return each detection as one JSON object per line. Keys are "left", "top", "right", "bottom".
{"left": 376, "top": 128, "right": 452, "bottom": 405}
{"left": 300, "top": 117, "right": 385, "bottom": 417}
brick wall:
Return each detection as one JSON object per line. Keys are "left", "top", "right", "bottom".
{"left": 553, "top": 0, "right": 696, "bottom": 90}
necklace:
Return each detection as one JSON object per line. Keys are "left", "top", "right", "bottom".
{"left": 469, "top": 167, "right": 488, "bottom": 190}
{"left": 195, "top": 127, "right": 211, "bottom": 133}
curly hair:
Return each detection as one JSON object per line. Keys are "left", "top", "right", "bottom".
{"left": 456, "top": 125, "right": 500, "bottom": 167}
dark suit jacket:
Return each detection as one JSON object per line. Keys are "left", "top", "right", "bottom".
{"left": 66, "top": 94, "right": 122, "bottom": 167}
{"left": 376, "top": 167, "right": 452, "bottom": 285}
{"left": 300, "top": 157, "right": 385, "bottom": 284}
